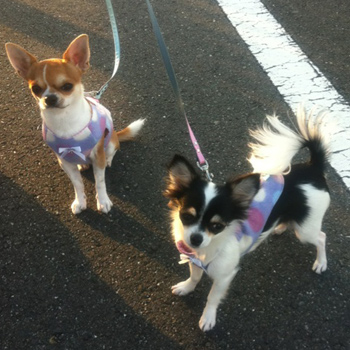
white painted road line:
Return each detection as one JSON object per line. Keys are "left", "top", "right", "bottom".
{"left": 217, "top": 0, "right": 350, "bottom": 189}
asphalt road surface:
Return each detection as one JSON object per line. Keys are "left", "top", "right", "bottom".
{"left": 1, "top": 0, "right": 349, "bottom": 349}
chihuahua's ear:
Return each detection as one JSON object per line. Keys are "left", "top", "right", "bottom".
{"left": 63, "top": 34, "right": 90, "bottom": 72}
{"left": 5, "top": 43, "right": 38, "bottom": 80}
{"left": 229, "top": 173, "right": 260, "bottom": 209}
{"left": 163, "top": 155, "right": 199, "bottom": 201}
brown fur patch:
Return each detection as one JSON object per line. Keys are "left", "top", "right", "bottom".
{"left": 27, "top": 59, "right": 82, "bottom": 96}
{"left": 116, "top": 127, "right": 134, "bottom": 142}
{"left": 110, "top": 130, "right": 120, "bottom": 151}
{"left": 95, "top": 135, "right": 106, "bottom": 169}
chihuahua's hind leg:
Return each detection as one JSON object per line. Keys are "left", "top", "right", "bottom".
{"left": 91, "top": 137, "right": 113, "bottom": 213}
{"left": 58, "top": 158, "right": 87, "bottom": 214}
{"left": 295, "top": 224, "right": 328, "bottom": 273}
{"left": 105, "top": 130, "right": 120, "bottom": 167}
{"left": 294, "top": 185, "right": 330, "bottom": 274}
{"left": 312, "top": 231, "right": 327, "bottom": 274}
{"left": 105, "top": 119, "right": 145, "bottom": 167}
{"left": 273, "top": 223, "right": 288, "bottom": 235}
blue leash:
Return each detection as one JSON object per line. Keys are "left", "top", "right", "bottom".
{"left": 95, "top": 0, "right": 121, "bottom": 100}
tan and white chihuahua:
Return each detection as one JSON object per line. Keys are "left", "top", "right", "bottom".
{"left": 5, "top": 34, "right": 144, "bottom": 214}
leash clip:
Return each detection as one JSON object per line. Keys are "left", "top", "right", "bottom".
{"left": 197, "top": 160, "right": 214, "bottom": 182}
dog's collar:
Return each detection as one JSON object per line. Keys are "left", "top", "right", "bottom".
{"left": 175, "top": 175, "right": 285, "bottom": 273}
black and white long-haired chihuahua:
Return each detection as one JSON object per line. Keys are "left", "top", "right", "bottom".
{"left": 164, "top": 106, "right": 331, "bottom": 331}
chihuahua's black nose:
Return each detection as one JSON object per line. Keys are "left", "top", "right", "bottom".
{"left": 45, "top": 94, "right": 58, "bottom": 107}
{"left": 190, "top": 233, "right": 203, "bottom": 247}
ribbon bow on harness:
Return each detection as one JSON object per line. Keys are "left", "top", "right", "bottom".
{"left": 58, "top": 146, "right": 86, "bottom": 161}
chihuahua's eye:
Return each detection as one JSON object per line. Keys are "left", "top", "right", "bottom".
{"left": 61, "top": 83, "right": 73, "bottom": 92}
{"left": 180, "top": 212, "right": 197, "bottom": 226}
{"left": 31, "top": 85, "right": 42, "bottom": 96}
{"left": 209, "top": 222, "right": 225, "bottom": 234}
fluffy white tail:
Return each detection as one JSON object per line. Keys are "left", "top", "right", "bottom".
{"left": 248, "top": 106, "right": 330, "bottom": 174}
{"left": 117, "top": 119, "right": 145, "bottom": 142}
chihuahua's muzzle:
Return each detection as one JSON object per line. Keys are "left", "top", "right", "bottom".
{"left": 44, "top": 94, "right": 59, "bottom": 108}
{"left": 190, "top": 233, "right": 203, "bottom": 247}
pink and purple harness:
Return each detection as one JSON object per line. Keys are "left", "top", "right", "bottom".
{"left": 176, "top": 174, "right": 284, "bottom": 273}
{"left": 42, "top": 97, "right": 114, "bottom": 165}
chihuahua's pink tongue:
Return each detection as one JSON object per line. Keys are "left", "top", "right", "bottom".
{"left": 176, "top": 240, "right": 194, "bottom": 256}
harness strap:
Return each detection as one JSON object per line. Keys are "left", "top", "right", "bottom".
{"left": 237, "top": 174, "right": 284, "bottom": 255}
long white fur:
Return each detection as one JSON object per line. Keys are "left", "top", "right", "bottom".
{"left": 295, "top": 105, "right": 331, "bottom": 153}
{"left": 248, "top": 107, "right": 330, "bottom": 174}
{"left": 171, "top": 106, "right": 331, "bottom": 332}
{"left": 125, "top": 119, "right": 145, "bottom": 137}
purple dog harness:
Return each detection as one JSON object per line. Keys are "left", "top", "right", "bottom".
{"left": 42, "top": 97, "right": 114, "bottom": 164}
{"left": 176, "top": 174, "right": 284, "bottom": 273}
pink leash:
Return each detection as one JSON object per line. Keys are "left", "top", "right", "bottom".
{"left": 185, "top": 119, "right": 212, "bottom": 181}
{"left": 146, "top": 0, "right": 213, "bottom": 181}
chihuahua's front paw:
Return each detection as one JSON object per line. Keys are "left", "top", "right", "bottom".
{"left": 171, "top": 279, "right": 196, "bottom": 296}
{"left": 199, "top": 306, "right": 217, "bottom": 332}
{"left": 96, "top": 195, "right": 113, "bottom": 213}
{"left": 71, "top": 198, "right": 87, "bottom": 214}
